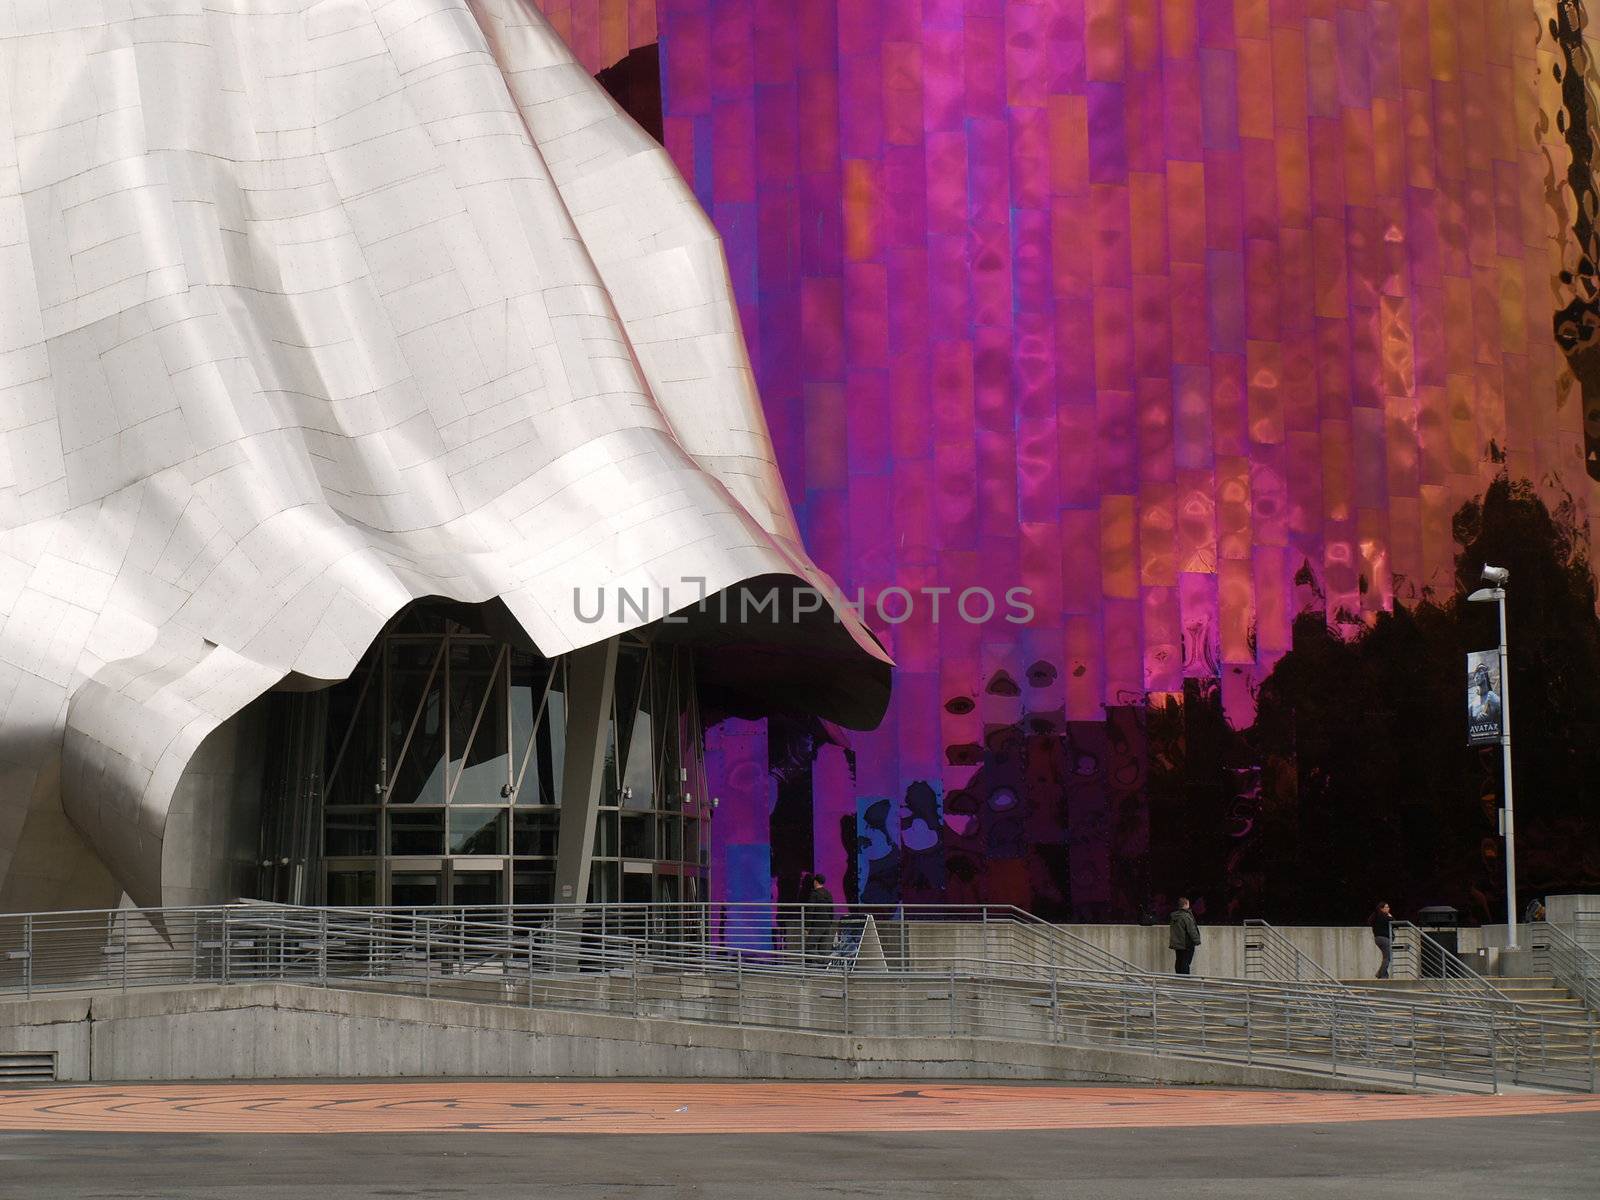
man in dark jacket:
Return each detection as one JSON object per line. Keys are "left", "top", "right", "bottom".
{"left": 806, "top": 874, "right": 836, "bottom": 962}
{"left": 1169, "top": 897, "right": 1201, "bottom": 974}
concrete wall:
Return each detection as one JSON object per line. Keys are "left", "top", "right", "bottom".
{"left": 0, "top": 984, "right": 1409, "bottom": 1092}
{"left": 1055, "top": 924, "right": 1385, "bottom": 980}
{"left": 1545, "top": 894, "right": 1600, "bottom": 925}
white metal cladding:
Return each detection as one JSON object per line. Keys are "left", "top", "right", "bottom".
{"left": 0, "top": 1, "right": 886, "bottom": 911}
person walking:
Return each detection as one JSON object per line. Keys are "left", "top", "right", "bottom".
{"left": 1169, "top": 897, "right": 1201, "bottom": 975}
{"left": 806, "top": 874, "right": 836, "bottom": 963}
{"left": 1371, "top": 902, "right": 1394, "bottom": 980}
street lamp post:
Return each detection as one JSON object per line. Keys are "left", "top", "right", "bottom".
{"left": 1469, "top": 565, "right": 1516, "bottom": 950}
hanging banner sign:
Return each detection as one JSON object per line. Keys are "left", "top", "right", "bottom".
{"left": 1467, "top": 649, "right": 1503, "bottom": 747}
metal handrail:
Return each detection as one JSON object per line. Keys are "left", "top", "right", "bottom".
{"left": 1, "top": 903, "right": 1595, "bottom": 1093}
{"left": 232, "top": 901, "right": 1144, "bottom": 976}
{"left": 1388, "top": 920, "right": 1519, "bottom": 1005}
{"left": 1242, "top": 920, "right": 1352, "bottom": 991}
{"left": 1384, "top": 919, "right": 1594, "bottom": 1087}
{"left": 1532, "top": 921, "right": 1600, "bottom": 1017}
{"left": 1574, "top": 912, "right": 1600, "bottom": 956}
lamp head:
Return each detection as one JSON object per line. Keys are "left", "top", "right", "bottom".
{"left": 1480, "top": 564, "right": 1509, "bottom": 585}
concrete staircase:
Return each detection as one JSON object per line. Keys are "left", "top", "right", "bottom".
{"left": 1340, "top": 976, "right": 1588, "bottom": 1018}
{"left": 1336, "top": 975, "right": 1599, "bottom": 1085}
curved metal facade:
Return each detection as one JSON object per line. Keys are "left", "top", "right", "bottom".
{"left": 0, "top": 1, "right": 885, "bottom": 910}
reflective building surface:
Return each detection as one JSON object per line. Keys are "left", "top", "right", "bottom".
{"left": 532, "top": 2, "right": 1600, "bottom": 919}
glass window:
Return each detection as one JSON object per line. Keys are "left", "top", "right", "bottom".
{"left": 451, "top": 870, "right": 503, "bottom": 906}
{"left": 622, "top": 870, "right": 652, "bottom": 903}
{"left": 391, "top": 871, "right": 441, "bottom": 907}
{"left": 621, "top": 700, "right": 653, "bottom": 809}
{"left": 586, "top": 861, "right": 619, "bottom": 903}
{"left": 326, "top": 869, "right": 376, "bottom": 906}
{"left": 510, "top": 652, "right": 552, "bottom": 803}
{"left": 513, "top": 871, "right": 553, "bottom": 906}
{"left": 324, "top": 660, "right": 383, "bottom": 806}
{"left": 512, "top": 810, "right": 559, "bottom": 857}
{"left": 325, "top": 809, "right": 378, "bottom": 857}
{"left": 387, "top": 640, "right": 446, "bottom": 804}
{"left": 267, "top": 603, "right": 710, "bottom": 911}
{"left": 659, "top": 815, "right": 682, "bottom": 863}
{"left": 602, "top": 713, "right": 620, "bottom": 803}
{"left": 620, "top": 812, "right": 655, "bottom": 859}
{"left": 617, "top": 649, "right": 656, "bottom": 809}
{"left": 450, "top": 642, "right": 508, "bottom": 804}
{"left": 594, "top": 809, "right": 619, "bottom": 857}
{"left": 654, "top": 651, "right": 682, "bottom": 799}
{"left": 389, "top": 809, "right": 445, "bottom": 856}
{"left": 449, "top": 808, "right": 506, "bottom": 855}
{"left": 535, "top": 685, "right": 566, "bottom": 807}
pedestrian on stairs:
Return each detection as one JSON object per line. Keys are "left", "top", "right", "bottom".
{"left": 1371, "top": 902, "right": 1394, "bottom": 979}
{"left": 806, "top": 874, "right": 836, "bottom": 964}
{"left": 1169, "top": 898, "right": 1201, "bottom": 975}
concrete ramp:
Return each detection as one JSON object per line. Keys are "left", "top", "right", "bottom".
{"left": 0, "top": 984, "right": 1412, "bottom": 1092}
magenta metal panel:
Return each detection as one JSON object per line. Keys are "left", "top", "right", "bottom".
{"left": 561, "top": 1, "right": 1592, "bottom": 913}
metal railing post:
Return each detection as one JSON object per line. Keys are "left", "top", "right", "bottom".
{"left": 1245, "top": 990, "right": 1252, "bottom": 1065}
{"left": 842, "top": 969, "right": 851, "bottom": 1036}
{"left": 632, "top": 941, "right": 642, "bottom": 1017}
{"left": 1050, "top": 968, "right": 1058, "bottom": 1044}
{"left": 318, "top": 909, "right": 328, "bottom": 986}
{"left": 1149, "top": 982, "right": 1159, "bottom": 1053}
{"left": 221, "top": 907, "right": 231, "bottom": 984}
{"left": 22, "top": 914, "right": 31, "bottom": 997}
{"left": 1411, "top": 1007, "right": 1419, "bottom": 1086}
{"left": 949, "top": 970, "right": 957, "bottom": 1036}
{"left": 119, "top": 909, "right": 128, "bottom": 992}
{"left": 1489, "top": 1010, "right": 1499, "bottom": 1093}
{"left": 1329, "top": 1002, "right": 1338, "bottom": 1078}
{"left": 1590, "top": 1023, "right": 1596, "bottom": 1093}
{"left": 424, "top": 919, "right": 432, "bottom": 998}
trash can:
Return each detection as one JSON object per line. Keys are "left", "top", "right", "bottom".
{"left": 1417, "top": 905, "right": 1459, "bottom": 978}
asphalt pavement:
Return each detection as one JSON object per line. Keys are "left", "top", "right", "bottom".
{"left": 2, "top": 1113, "right": 1596, "bottom": 1200}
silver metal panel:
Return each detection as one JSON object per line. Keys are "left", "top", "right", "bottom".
{"left": 0, "top": 1, "right": 886, "bottom": 909}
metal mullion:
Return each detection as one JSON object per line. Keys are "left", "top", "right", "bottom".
{"left": 447, "top": 644, "right": 507, "bottom": 803}
{"left": 512, "top": 659, "right": 559, "bottom": 797}
{"left": 383, "top": 640, "right": 445, "bottom": 804}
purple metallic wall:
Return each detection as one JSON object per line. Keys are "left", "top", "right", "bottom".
{"left": 553, "top": 2, "right": 1600, "bottom": 916}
